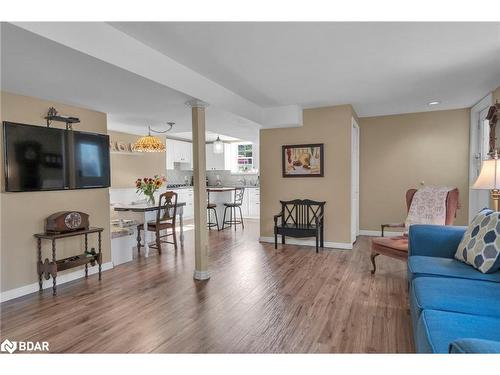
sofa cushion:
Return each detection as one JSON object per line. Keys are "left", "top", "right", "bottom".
{"left": 410, "top": 277, "right": 500, "bottom": 319}
{"left": 416, "top": 309, "right": 500, "bottom": 353}
{"left": 455, "top": 209, "right": 500, "bottom": 273}
{"left": 449, "top": 338, "right": 500, "bottom": 353}
{"left": 408, "top": 256, "right": 500, "bottom": 283}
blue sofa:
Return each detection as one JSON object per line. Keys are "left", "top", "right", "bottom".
{"left": 408, "top": 225, "right": 500, "bottom": 353}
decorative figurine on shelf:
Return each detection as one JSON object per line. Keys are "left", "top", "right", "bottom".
{"left": 135, "top": 175, "right": 166, "bottom": 205}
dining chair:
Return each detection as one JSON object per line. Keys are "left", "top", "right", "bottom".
{"left": 137, "top": 191, "right": 178, "bottom": 254}
{"left": 222, "top": 187, "right": 245, "bottom": 230}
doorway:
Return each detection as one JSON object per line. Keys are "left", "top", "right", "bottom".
{"left": 351, "top": 117, "right": 360, "bottom": 243}
{"left": 469, "top": 94, "right": 493, "bottom": 222}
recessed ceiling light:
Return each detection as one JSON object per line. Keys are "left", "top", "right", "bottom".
{"left": 428, "top": 101, "right": 440, "bottom": 106}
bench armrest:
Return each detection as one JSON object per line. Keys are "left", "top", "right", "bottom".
{"left": 274, "top": 211, "right": 284, "bottom": 225}
{"left": 315, "top": 213, "right": 324, "bottom": 226}
{"left": 408, "top": 225, "right": 467, "bottom": 258}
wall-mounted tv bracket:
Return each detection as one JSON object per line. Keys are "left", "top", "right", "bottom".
{"left": 44, "top": 107, "right": 80, "bottom": 130}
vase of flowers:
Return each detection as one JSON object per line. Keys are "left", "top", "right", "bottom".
{"left": 135, "top": 175, "right": 166, "bottom": 206}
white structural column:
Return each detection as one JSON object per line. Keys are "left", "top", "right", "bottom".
{"left": 188, "top": 100, "right": 210, "bottom": 280}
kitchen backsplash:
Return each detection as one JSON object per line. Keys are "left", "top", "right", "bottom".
{"left": 166, "top": 169, "right": 259, "bottom": 186}
{"left": 166, "top": 169, "right": 193, "bottom": 184}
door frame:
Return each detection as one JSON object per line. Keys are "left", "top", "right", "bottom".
{"left": 469, "top": 93, "right": 493, "bottom": 222}
{"left": 351, "top": 117, "right": 360, "bottom": 243}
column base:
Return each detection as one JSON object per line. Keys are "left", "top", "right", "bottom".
{"left": 193, "top": 269, "right": 210, "bottom": 280}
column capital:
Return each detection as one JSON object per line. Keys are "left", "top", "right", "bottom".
{"left": 185, "top": 99, "right": 209, "bottom": 109}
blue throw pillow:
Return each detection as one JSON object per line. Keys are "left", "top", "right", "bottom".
{"left": 455, "top": 208, "right": 500, "bottom": 274}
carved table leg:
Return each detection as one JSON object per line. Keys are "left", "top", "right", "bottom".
{"left": 37, "top": 238, "right": 43, "bottom": 292}
{"left": 179, "top": 207, "right": 184, "bottom": 247}
{"left": 52, "top": 239, "right": 57, "bottom": 295}
{"left": 98, "top": 231, "right": 102, "bottom": 281}
{"left": 370, "top": 253, "right": 379, "bottom": 274}
{"left": 84, "top": 233, "right": 88, "bottom": 278}
{"left": 143, "top": 212, "right": 150, "bottom": 258}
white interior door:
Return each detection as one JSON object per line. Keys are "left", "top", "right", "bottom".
{"left": 351, "top": 118, "right": 360, "bottom": 243}
{"left": 469, "top": 94, "right": 493, "bottom": 221}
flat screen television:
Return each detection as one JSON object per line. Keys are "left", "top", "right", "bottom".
{"left": 3, "top": 121, "right": 110, "bottom": 192}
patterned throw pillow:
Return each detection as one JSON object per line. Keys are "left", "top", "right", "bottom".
{"left": 455, "top": 209, "right": 500, "bottom": 274}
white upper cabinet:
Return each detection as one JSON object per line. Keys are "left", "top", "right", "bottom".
{"left": 166, "top": 139, "right": 175, "bottom": 170}
{"left": 166, "top": 139, "right": 192, "bottom": 170}
{"left": 206, "top": 144, "right": 226, "bottom": 170}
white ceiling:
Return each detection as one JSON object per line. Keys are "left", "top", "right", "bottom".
{"left": 0, "top": 23, "right": 259, "bottom": 142}
{"left": 2, "top": 21, "right": 500, "bottom": 136}
{"left": 111, "top": 22, "right": 500, "bottom": 116}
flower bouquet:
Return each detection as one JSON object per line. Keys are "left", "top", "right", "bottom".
{"left": 135, "top": 175, "right": 167, "bottom": 205}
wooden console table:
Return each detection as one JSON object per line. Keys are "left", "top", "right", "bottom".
{"left": 34, "top": 227, "right": 103, "bottom": 296}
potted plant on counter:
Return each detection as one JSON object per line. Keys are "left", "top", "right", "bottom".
{"left": 135, "top": 175, "right": 166, "bottom": 205}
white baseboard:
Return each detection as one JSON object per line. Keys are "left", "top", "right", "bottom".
{"left": 259, "top": 236, "right": 352, "bottom": 250}
{"left": 0, "top": 262, "right": 114, "bottom": 303}
{"left": 359, "top": 230, "right": 405, "bottom": 237}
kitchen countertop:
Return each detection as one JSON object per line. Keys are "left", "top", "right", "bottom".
{"left": 166, "top": 185, "right": 260, "bottom": 190}
{"left": 208, "top": 185, "right": 259, "bottom": 189}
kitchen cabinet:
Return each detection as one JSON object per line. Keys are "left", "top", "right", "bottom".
{"left": 240, "top": 191, "right": 250, "bottom": 217}
{"left": 206, "top": 144, "right": 225, "bottom": 170}
{"left": 166, "top": 139, "right": 192, "bottom": 170}
{"left": 246, "top": 188, "right": 260, "bottom": 218}
{"left": 166, "top": 139, "right": 175, "bottom": 169}
{"left": 175, "top": 188, "right": 194, "bottom": 218}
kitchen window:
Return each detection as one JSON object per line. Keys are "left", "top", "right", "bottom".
{"left": 224, "top": 142, "right": 258, "bottom": 174}
{"left": 237, "top": 144, "right": 253, "bottom": 172}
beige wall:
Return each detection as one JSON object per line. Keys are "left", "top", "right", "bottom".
{"left": 260, "top": 105, "right": 353, "bottom": 245}
{"left": 0, "top": 91, "right": 110, "bottom": 293}
{"left": 359, "top": 108, "right": 470, "bottom": 231}
{"left": 109, "top": 131, "right": 166, "bottom": 188}
{"left": 493, "top": 86, "right": 500, "bottom": 104}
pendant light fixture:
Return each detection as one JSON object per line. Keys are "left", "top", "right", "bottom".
{"left": 133, "top": 122, "right": 174, "bottom": 153}
{"left": 213, "top": 135, "right": 224, "bottom": 154}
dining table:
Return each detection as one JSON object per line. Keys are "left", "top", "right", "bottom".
{"left": 113, "top": 201, "right": 186, "bottom": 257}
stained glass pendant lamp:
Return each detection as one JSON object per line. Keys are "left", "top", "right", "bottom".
{"left": 133, "top": 122, "right": 174, "bottom": 152}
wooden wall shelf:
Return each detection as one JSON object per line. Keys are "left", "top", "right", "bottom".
{"left": 110, "top": 151, "right": 144, "bottom": 156}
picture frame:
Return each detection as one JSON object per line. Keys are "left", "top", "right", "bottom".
{"left": 282, "top": 143, "right": 324, "bottom": 177}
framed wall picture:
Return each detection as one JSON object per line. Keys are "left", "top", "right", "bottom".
{"left": 282, "top": 143, "right": 324, "bottom": 177}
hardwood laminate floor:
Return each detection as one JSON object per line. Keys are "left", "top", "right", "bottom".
{"left": 0, "top": 220, "right": 414, "bottom": 353}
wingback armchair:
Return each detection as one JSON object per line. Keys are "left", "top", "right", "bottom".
{"left": 370, "top": 188, "right": 459, "bottom": 274}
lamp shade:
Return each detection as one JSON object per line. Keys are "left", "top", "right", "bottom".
{"left": 472, "top": 158, "right": 500, "bottom": 190}
{"left": 133, "top": 135, "right": 166, "bottom": 152}
{"left": 213, "top": 136, "right": 224, "bottom": 154}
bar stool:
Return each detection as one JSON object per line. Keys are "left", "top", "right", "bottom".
{"left": 222, "top": 187, "right": 245, "bottom": 231}
{"left": 207, "top": 190, "right": 219, "bottom": 230}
